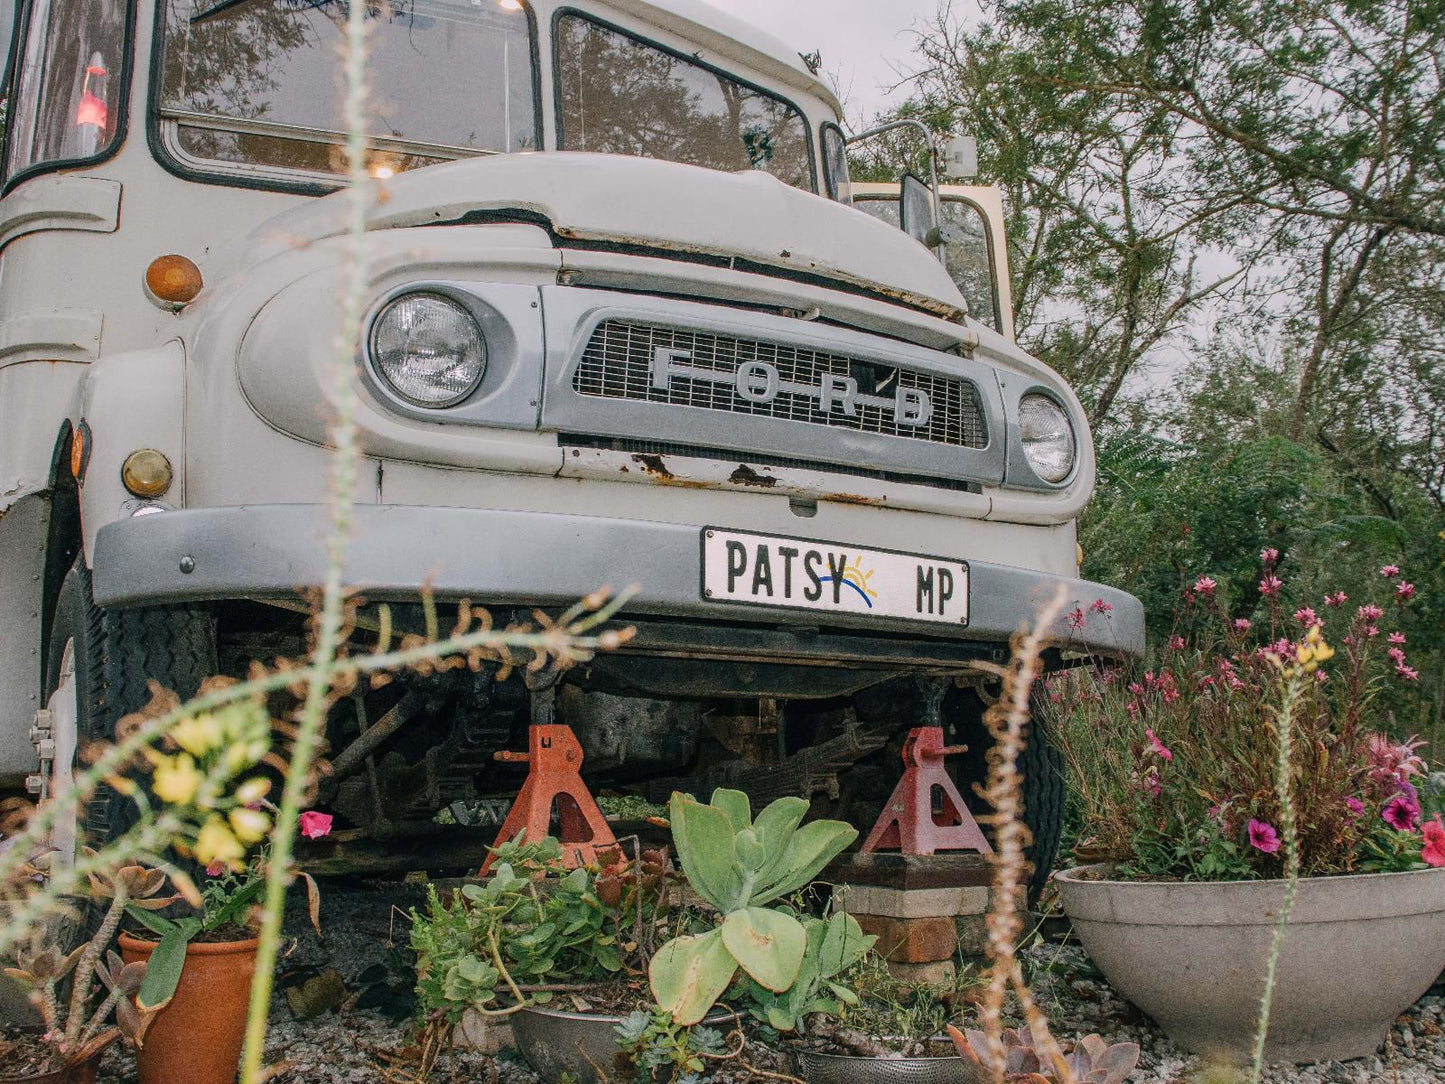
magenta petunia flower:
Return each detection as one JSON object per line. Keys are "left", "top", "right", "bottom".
{"left": 1345, "top": 797, "right": 1365, "bottom": 818}
{"left": 1248, "top": 819, "right": 1280, "bottom": 854}
{"left": 299, "top": 810, "right": 334, "bottom": 840}
{"left": 1259, "top": 575, "right": 1283, "bottom": 596}
{"left": 1145, "top": 728, "right": 1173, "bottom": 761}
{"left": 1383, "top": 794, "right": 1420, "bottom": 832}
{"left": 1380, "top": 565, "right": 1400, "bottom": 578}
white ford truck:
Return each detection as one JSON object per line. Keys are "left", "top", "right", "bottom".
{"left": 0, "top": 0, "right": 1142, "bottom": 883}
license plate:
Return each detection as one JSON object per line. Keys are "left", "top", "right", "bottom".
{"left": 700, "top": 527, "right": 969, "bottom": 625}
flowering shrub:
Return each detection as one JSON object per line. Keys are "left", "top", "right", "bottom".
{"left": 1049, "top": 555, "right": 1435, "bottom": 880}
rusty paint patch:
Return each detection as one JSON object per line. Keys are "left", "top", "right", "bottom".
{"left": 728, "top": 464, "right": 777, "bottom": 488}
{"left": 631, "top": 453, "right": 674, "bottom": 479}
{"left": 822, "top": 492, "right": 886, "bottom": 507}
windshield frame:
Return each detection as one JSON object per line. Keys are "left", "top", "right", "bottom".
{"left": 146, "top": 0, "right": 545, "bottom": 195}
{"left": 549, "top": 5, "right": 817, "bottom": 195}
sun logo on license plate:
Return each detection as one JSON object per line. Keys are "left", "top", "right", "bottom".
{"left": 821, "top": 561, "right": 878, "bottom": 608}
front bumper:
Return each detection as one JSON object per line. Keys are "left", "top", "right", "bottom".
{"left": 92, "top": 504, "right": 1144, "bottom": 658}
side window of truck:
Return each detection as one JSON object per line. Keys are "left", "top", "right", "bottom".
{"left": 5, "top": 0, "right": 129, "bottom": 182}
{"left": 854, "top": 194, "right": 1003, "bottom": 334}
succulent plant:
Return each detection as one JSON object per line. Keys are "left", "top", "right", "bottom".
{"left": 740, "top": 909, "right": 876, "bottom": 1032}
{"left": 648, "top": 788, "right": 858, "bottom": 1025}
{"left": 947, "top": 1024, "right": 1140, "bottom": 1084}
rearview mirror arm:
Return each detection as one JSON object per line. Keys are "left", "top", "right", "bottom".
{"left": 845, "top": 118, "right": 946, "bottom": 263}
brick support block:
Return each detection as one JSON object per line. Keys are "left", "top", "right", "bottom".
{"left": 836, "top": 884, "right": 989, "bottom": 919}
{"left": 953, "top": 913, "right": 989, "bottom": 957}
{"left": 886, "top": 959, "right": 956, "bottom": 986}
{"left": 855, "top": 913, "right": 958, "bottom": 964}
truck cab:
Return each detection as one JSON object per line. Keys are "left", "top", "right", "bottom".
{"left": 0, "top": 0, "right": 1142, "bottom": 879}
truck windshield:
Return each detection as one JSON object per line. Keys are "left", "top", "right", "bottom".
{"left": 554, "top": 12, "right": 812, "bottom": 191}
{"left": 155, "top": 0, "right": 537, "bottom": 182}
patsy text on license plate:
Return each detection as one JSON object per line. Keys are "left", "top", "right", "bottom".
{"left": 700, "top": 528, "right": 968, "bottom": 625}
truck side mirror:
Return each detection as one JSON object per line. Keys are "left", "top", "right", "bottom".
{"left": 898, "top": 171, "right": 935, "bottom": 248}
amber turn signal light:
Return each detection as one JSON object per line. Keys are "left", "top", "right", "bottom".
{"left": 121, "top": 449, "right": 173, "bottom": 498}
{"left": 144, "top": 255, "right": 204, "bottom": 308}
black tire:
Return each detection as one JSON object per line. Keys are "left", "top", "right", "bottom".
{"left": 943, "top": 686, "right": 1065, "bottom": 906}
{"left": 44, "top": 559, "right": 217, "bottom": 847}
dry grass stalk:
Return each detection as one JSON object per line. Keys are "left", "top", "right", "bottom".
{"left": 976, "top": 584, "right": 1074, "bottom": 1084}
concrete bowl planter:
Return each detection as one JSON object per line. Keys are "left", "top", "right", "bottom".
{"left": 1054, "top": 864, "right": 1445, "bottom": 1064}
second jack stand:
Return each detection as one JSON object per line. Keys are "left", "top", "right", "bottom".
{"left": 479, "top": 687, "right": 616, "bottom": 876}
{"left": 861, "top": 726, "right": 992, "bottom": 856}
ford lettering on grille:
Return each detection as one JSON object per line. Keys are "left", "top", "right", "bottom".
{"left": 572, "top": 321, "right": 988, "bottom": 448}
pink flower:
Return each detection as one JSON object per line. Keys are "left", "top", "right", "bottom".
{"left": 1396, "top": 664, "right": 1419, "bottom": 682}
{"left": 1395, "top": 581, "right": 1415, "bottom": 602}
{"left": 299, "top": 811, "right": 334, "bottom": 840}
{"left": 1145, "top": 728, "right": 1173, "bottom": 761}
{"left": 1367, "top": 734, "right": 1427, "bottom": 787}
{"left": 1380, "top": 564, "right": 1400, "bottom": 578}
{"left": 1345, "top": 797, "right": 1365, "bottom": 818}
{"left": 1141, "top": 765, "right": 1161, "bottom": 797}
{"left": 1232, "top": 617, "right": 1252, "bottom": 632}
{"left": 1383, "top": 794, "right": 1420, "bottom": 832}
{"left": 1068, "top": 607, "right": 1086, "bottom": 629}
{"left": 1365, "top": 626, "right": 1380, "bottom": 639}
{"left": 1388, "top": 632, "right": 1406, "bottom": 645}
{"left": 1167, "top": 635, "right": 1186, "bottom": 651}
{"left": 1357, "top": 604, "right": 1384, "bottom": 622}
{"left": 206, "top": 861, "right": 226, "bottom": 878}
{"left": 1193, "top": 576, "right": 1217, "bottom": 596}
{"left": 1248, "top": 819, "right": 1280, "bottom": 854}
{"left": 1259, "top": 575, "right": 1283, "bottom": 596}
{"left": 1091, "top": 598, "right": 1113, "bottom": 614}
{"left": 1323, "top": 592, "right": 1348, "bottom": 607}
{"left": 1292, "top": 607, "right": 1317, "bottom": 626}
{"left": 1260, "top": 548, "right": 1279, "bottom": 564}
{"left": 1387, "top": 646, "right": 1406, "bottom": 664}
{"left": 1423, "top": 816, "right": 1445, "bottom": 868}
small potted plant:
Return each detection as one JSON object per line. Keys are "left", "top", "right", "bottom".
{"left": 1047, "top": 557, "right": 1445, "bottom": 1063}
{"left": 2, "top": 865, "right": 171, "bottom": 1084}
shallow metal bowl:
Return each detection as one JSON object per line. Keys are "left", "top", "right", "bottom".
{"left": 792, "top": 1049, "right": 982, "bottom": 1084}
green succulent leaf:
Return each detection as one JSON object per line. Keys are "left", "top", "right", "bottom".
{"left": 817, "top": 911, "right": 874, "bottom": 977}
{"left": 750, "top": 797, "right": 809, "bottom": 882}
{"left": 735, "top": 828, "right": 767, "bottom": 873}
{"left": 135, "top": 927, "right": 192, "bottom": 1012}
{"left": 649, "top": 928, "right": 738, "bottom": 1026}
{"left": 765, "top": 1004, "right": 795, "bottom": 1031}
{"left": 669, "top": 793, "right": 745, "bottom": 911}
{"left": 711, "top": 789, "right": 753, "bottom": 832}
{"left": 752, "top": 820, "right": 857, "bottom": 904}
{"left": 720, "top": 907, "right": 806, "bottom": 992}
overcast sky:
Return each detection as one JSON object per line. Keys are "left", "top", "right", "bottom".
{"left": 699, "top": 0, "right": 944, "bottom": 123}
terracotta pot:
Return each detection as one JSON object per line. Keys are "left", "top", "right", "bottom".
{"left": 1054, "top": 864, "right": 1445, "bottom": 1064}
{"left": 0, "top": 1050, "right": 102, "bottom": 1084}
{"left": 119, "top": 933, "right": 258, "bottom": 1084}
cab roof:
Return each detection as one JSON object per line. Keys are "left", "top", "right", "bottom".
{"left": 600, "top": 0, "right": 843, "bottom": 116}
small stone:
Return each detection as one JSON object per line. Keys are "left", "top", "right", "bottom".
{"left": 284, "top": 968, "right": 349, "bottom": 1020}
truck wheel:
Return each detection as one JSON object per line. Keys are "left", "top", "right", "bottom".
{"left": 42, "top": 560, "right": 217, "bottom": 859}
{"left": 944, "top": 686, "right": 1065, "bottom": 906}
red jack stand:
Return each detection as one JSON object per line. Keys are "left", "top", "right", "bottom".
{"left": 861, "top": 727, "right": 992, "bottom": 856}
{"left": 479, "top": 722, "right": 617, "bottom": 876}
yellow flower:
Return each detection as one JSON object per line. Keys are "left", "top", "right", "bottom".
{"left": 152, "top": 754, "right": 203, "bottom": 806}
{"left": 229, "top": 806, "right": 270, "bottom": 844}
{"left": 234, "top": 777, "right": 271, "bottom": 806}
{"left": 195, "top": 817, "right": 244, "bottom": 869}
{"left": 170, "top": 714, "right": 223, "bottom": 758}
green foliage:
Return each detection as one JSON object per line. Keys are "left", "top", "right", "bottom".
{"left": 649, "top": 789, "right": 858, "bottom": 1025}
{"left": 614, "top": 1008, "right": 726, "bottom": 1084}
{"left": 736, "top": 911, "right": 874, "bottom": 1032}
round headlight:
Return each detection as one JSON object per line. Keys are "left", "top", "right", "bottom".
{"left": 369, "top": 293, "right": 485, "bottom": 407}
{"left": 1018, "top": 394, "right": 1076, "bottom": 483}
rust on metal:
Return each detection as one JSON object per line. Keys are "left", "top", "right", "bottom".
{"left": 727, "top": 464, "right": 778, "bottom": 488}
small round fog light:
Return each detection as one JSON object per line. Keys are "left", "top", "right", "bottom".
{"left": 121, "top": 449, "right": 173, "bottom": 498}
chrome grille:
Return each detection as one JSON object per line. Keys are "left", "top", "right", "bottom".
{"left": 572, "top": 321, "right": 988, "bottom": 448}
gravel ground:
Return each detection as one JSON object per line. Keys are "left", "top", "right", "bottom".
{"left": 91, "top": 878, "right": 1445, "bottom": 1083}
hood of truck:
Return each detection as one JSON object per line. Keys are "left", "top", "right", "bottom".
{"left": 226, "top": 153, "right": 969, "bottom": 320}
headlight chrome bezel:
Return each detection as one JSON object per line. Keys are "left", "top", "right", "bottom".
{"left": 368, "top": 290, "right": 488, "bottom": 408}
{"left": 1017, "top": 391, "right": 1077, "bottom": 484}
